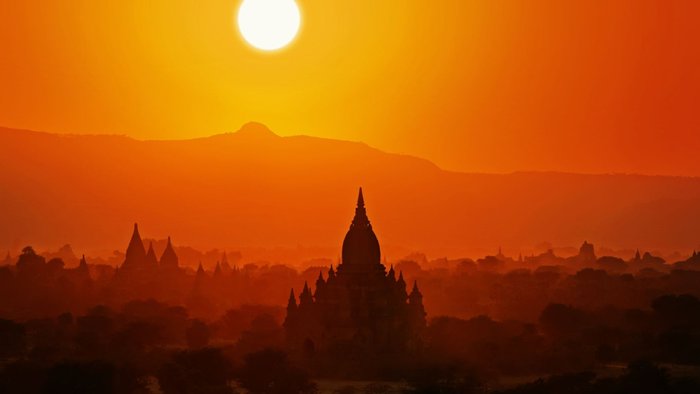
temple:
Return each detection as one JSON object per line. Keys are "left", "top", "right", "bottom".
{"left": 284, "top": 188, "right": 426, "bottom": 356}
{"left": 118, "top": 224, "right": 181, "bottom": 273}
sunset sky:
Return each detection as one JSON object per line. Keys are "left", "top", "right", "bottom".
{"left": 1, "top": 1, "right": 699, "bottom": 175}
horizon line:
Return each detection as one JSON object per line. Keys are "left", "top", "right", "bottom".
{"left": 1, "top": 123, "right": 699, "bottom": 179}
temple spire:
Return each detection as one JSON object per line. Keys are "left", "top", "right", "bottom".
{"left": 315, "top": 271, "right": 326, "bottom": 298}
{"left": 78, "top": 254, "right": 89, "bottom": 275}
{"left": 351, "top": 187, "right": 370, "bottom": 227}
{"left": 410, "top": 280, "right": 421, "bottom": 295}
{"left": 300, "top": 281, "right": 313, "bottom": 305}
{"left": 124, "top": 223, "right": 146, "bottom": 268}
{"left": 287, "top": 289, "right": 297, "bottom": 310}
{"left": 408, "top": 280, "right": 426, "bottom": 329}
{"left": 160, "top": 236, "right": 179, "bottom": 269}
{"left": 343, "top": 188, "right": 380, "bottom": 265}
{"left": 145, "top": 242, "right": 158, "bottom": 266}
{"left": 130, "top": 223, "right": 142, "bottom": 249}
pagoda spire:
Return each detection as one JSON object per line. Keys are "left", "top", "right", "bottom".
{"left": 410, "top": 280, "right": 422, "bottom": 298}
{"left": 160, "top": 236, "right": 179, "bottom": 269}
{"left": 408, "top": 280, "right": 426, "bottom": 328}
{"left": 397, "top": 271, "right": 407, "bottom": 294}
{"left": 287, "top": 289, "right": 297, "bottom": 311}
{"left": 394, "top": 270, "right": 408, "bottom": 301}
{"left": 300, "top": 281, "right": 313, "bottom": 306}
{"left": 197, "top": 262, "right": 205, "bottom": 275}
{"left": 315, "top": 270, "right": 326, "bottom": 298}
{"left": 351, "top": 187, "right": 370, "bottom": 227}
{"left": 145, "top": 242, "right": 158, "bottom": 266}
{"left": 78, "top": 254, "right": 89, "bottom": 275}
{"left": 124, "top": 223, "right": 146, "bottom": 267}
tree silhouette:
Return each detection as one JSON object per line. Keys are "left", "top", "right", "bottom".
{"left": 158, "top": 348, "right": 234, "bottom": 394}
{"left": 0, "top": 319, "right": 26, "bottom": 357}
{"left": 236, "top": 348, "right": 316, "bottom": 394}
{"left": 186, "top": 319, "right": 210, "bottom": 349}
{"left": 43, "top": 361, "right": 145, "bottom": 394}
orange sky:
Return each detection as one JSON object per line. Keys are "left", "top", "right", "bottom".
{"left": 1, "top": 1, "right": 699, "bottom": 175}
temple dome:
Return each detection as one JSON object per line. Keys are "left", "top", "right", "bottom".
{"left": 341, "top": 188, "right": 381, "bottom": 266}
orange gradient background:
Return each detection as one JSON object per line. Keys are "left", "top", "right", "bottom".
{"left": 1, "top": 0, "right": 699, "bottom": 175}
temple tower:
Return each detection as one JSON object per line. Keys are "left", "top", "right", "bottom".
{"left": 285, "top": 188, "right": 426, "bottom": 355}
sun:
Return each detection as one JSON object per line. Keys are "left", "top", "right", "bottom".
{"left": 237, "top": 0, "right": 301, "bottom": 51}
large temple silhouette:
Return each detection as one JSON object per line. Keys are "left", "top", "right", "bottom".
{"left": 284, "top": 189, "right": 426, "bottom": 356}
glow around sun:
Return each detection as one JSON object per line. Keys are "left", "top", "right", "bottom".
{"left": 237, "top": 0, "right": 301, "bottom": 51}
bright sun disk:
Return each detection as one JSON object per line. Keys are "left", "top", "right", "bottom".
{"left": 237, "top": 0, "right": 301, "bottom": 51}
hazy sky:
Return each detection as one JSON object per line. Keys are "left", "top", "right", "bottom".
{"left": 1, "top": 1, "right": 699, "bottom": 175}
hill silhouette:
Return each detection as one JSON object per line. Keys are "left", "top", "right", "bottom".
{"left": 1, "top": 123, "right": 700, "bottom": 259}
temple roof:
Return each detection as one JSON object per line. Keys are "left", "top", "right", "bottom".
{"left": 341, "top": 188, "right": 381, "bottom": 266}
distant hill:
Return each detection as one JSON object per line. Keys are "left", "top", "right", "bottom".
{"left": 1, "top": 122, "right": 699, "bottom": 260}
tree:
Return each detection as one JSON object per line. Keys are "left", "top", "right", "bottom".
{"left": 158, "top": 348, "right": 234, "bottom": 394}
{"left": 237, "top": 348, "right": 316, "bottom": 394}
{"left": 0, "top": 319, "right": 26, "bottom": 357}
{"left": 0, "top": 360, "right": 46, "bottom": 394}
{"left": 186, "top": 319, "right": 210, "bottom": 349}
{"left": 43, "top": 361, "right": 145, "bottom": 394}
{"left": 16, "top": 246, "right": 45, "bottom": 273}
{"left": 619, "top": 360, "right": 672, "bottom": 394}
{"left": 403, "top": 361, "right": 484, "bottom": 394}
{"left": 539, "top": 303, "right": 587, "bottom": 337}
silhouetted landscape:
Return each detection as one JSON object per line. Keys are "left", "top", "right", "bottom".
{"left": 4, "top": 0, "right": 700, "bottom": 391}
{"left": 2, "top": 188, "right": 700, "bottom": 393}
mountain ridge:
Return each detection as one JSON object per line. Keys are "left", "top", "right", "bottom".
{"left": 5, "top": 123, "right": 699, "bottom": 179}
{"left": 1, "top": 123, "right": 699, "bottom": 258}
